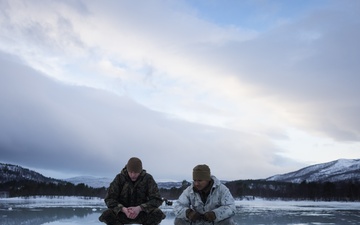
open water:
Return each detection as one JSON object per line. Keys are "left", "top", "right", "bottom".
{"left": 1, "top": 197, "right": 359, "bottom": 225}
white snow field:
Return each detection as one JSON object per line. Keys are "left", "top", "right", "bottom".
{"left": 1, "top": 196, "right": 360, "bottom": 225}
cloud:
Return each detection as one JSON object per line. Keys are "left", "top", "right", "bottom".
{"left": 179, "top": 1, "right": 360, "bottom": 142}
{"left": 0, "top": 52, "right": 290, "bottom": 181}
{"left": 1, "top": 0, "right": 359, "bottom": 181}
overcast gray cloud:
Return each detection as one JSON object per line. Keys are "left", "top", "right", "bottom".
{"left": 0, "top": 0, "right": 359, "bottom": 181}
{"left": 194, "top": 1, "right": 360, "bottom": 142}
{"left": 0, "top": 52, "right": 291, "bottom": 181}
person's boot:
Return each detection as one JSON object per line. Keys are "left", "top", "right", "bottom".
{"left": 143, "top": 208, "right": 166, "bottom": 225}
{"left": 99, "top": 209, "right": 123, "bottom": 225}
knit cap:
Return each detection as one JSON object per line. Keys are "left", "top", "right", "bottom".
{"left": 193, "top": 164, "right": 211, "bottom": 180}
{"left": 127, "top": 157, "right": 143, "bottom": 173}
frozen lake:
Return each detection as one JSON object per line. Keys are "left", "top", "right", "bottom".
{"left": 1, "top": 196, "right": 360, "bottom": 225}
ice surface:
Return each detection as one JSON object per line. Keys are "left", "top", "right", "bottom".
{"left": 1, "top": 196, "right": 360, "bottom": 225}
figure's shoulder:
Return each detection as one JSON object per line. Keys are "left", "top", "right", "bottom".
{"left": 138, "top": 171, "right": 153, "bottom": 181}
{"left": 183, "top": 185, "right": 194, "bottom": 194}
{"left": 113, "top": 170, "right": 128, "bottom": 181}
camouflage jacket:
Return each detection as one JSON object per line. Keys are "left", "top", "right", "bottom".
{"left": 104, "top": 167, "right": 163, "bottom": 214}
{"left": 174, "top": 175, "right": 236, "bottom": 223}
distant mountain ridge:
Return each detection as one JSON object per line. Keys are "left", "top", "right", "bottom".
{"left": 65, "top": 176, "right": 111, "bottom": 188}
{"left": 1, "top": 159, "right": 359, "bottom": 189}
{"left": 0, "top": 163, "right": 185, "bottom": 189}
{"left": 266, "top": 159, "right": 360, "bottom": 183}
{"left": 65, "top": 176, "right": 184, "bottom": 189}
{"left": 0, "top": 163, "right": 66, "bottom": 184}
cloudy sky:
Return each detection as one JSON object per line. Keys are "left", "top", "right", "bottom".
{"left": 1, "top": 0, "right": 360, "bottom": 182}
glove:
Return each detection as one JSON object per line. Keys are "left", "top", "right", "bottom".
{"left": 204, "top": 211, "right": 216, "bottom": 222}
{"left": 186, "top": 209, "right": 202, "bottom": 222}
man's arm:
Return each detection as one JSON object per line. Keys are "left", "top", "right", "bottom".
{"left": 104, "top": 174, "right": 124, "bottom": 214}
{"left": 211, "top": 185, "right": 236, "bottom": 222}
{"left": 139, "top": 174, "right": 163, "bottom": 212}
{"left": 174, "top": 186, "right": 192, "bottom": 219}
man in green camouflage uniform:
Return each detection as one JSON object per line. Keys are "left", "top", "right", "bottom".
{"left": 99, "top": 157, "right": 165, "bottom": 225}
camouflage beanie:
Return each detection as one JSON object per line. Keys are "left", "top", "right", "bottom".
{"left": 193, "top": 164, "right": 211, "bottom": 181}
{"left": 127, "top": 157, "right": 143, "bottom": 173}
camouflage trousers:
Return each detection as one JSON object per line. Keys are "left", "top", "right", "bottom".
{"left": 174, "top": 217, "right": 236, "bottom": 225}
{"left": 99, "top": 208, "right": 165, "bottom": 225}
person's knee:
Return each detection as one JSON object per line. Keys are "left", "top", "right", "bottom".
{"left": 99, "top": 209, "right": 118, "bottom": 224}
{"left": 142, "top": 209, "right": 166, "bottom": 225}
{"left": 150, "top": 208, "right": 166, "bottom": 220}
{"left": 174, "top": 218, "right": 189, "bottom": 225}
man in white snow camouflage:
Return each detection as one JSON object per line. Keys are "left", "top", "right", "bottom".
{"left": 174, "top": 164, "right": 236, "bottom": 225}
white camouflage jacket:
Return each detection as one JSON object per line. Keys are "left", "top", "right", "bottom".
{"left": 174, "top": 175, "right": 236, "bottom": 223}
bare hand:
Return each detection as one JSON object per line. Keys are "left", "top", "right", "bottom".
{"left": 123, "top": 206, "right": 142, "bottom": 219}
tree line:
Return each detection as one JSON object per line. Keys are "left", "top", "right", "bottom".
{"left": 159, "top": 179, "right": 360, "bottom": 201}
{"left": 225, "top": 179, "right": 360, "bottom": 201}
{"left": 0, "top": 180, "right": 106, "bottom": 197}
{"left": 2, "top": 179, "right": 360, "bottom": 201}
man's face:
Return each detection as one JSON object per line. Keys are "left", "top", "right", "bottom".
{"left": 128, "top": 171, "right": 140, "bottom": 181}
{"left": 193, "top": 180, "right": 210, "bottom": 191}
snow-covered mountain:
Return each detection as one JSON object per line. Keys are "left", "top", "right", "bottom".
{"left": 0, "top": 162, "right": 184, "bottom": 189}
{"left": 65, "top": 176, "right": 112, "bottom": 188}
{"left": 266, "top": 159, "right": 360, "bottom": 183}
{"left": 2, "top": 159, "right": 359, "bottom": 188}
{"left": 65, "top": 176, "right": 185, "bottom": 189}
{"left": 0, "top": 162, "right": 66, "bottom": 184}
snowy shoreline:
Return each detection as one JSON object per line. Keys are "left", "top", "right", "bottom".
{"left": 1, "top": 196, "right": 360, "bottom": 225}
{"left": 1, "top": 196, "right": 360, "bottom": 210}
{"left": 0, "top": 196, "right": 106, "bottom": 209}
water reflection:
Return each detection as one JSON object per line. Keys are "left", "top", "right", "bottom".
{"left": 236, "top": 211, "right": 360, "bottom": 225}
{"left": 234, "top": 206, "right": 360, "bottom": 225}
{"left": 0, "top": 205, "right": 178, "bottom": 225}
{"left": 0, "top": 207, "right": 97, "bottom": 225}
{"left": 1, "top": 201, "right": 360, "bottom": 225}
